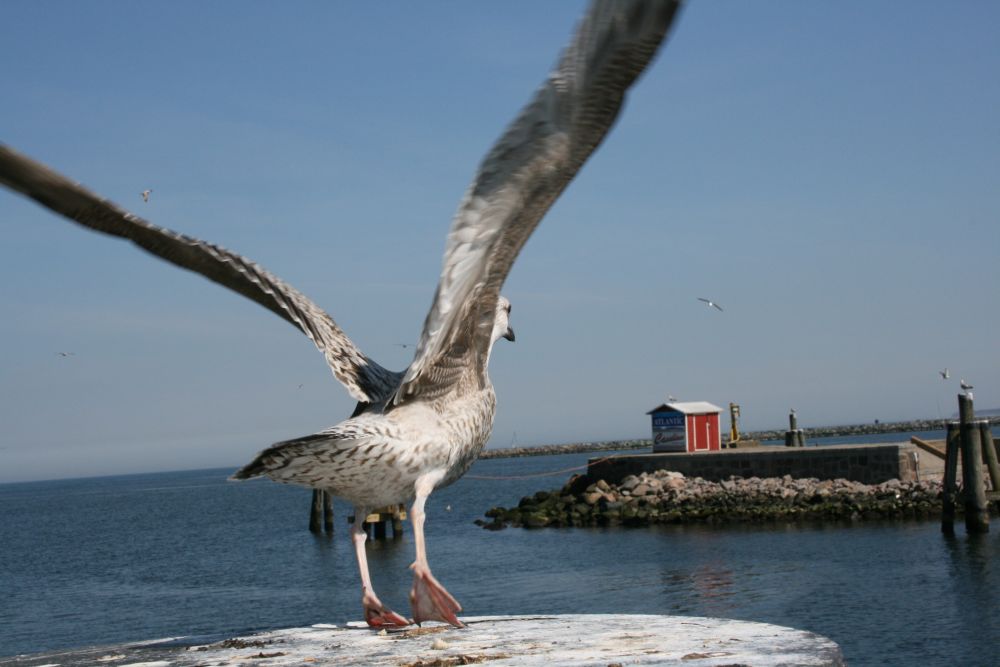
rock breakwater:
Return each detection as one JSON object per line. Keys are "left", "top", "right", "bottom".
{"left": 745, "top": 417, "right": 998, "bottom": 443}
{"left": 477, "top": 471, "right": 946, "bottom": 529}
{"left": 479, "top": 439, "right": 649, "bottom": 459}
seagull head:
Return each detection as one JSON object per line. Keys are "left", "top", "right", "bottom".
{"left": 493, "top": 296, "right": 515, "bottom": 344}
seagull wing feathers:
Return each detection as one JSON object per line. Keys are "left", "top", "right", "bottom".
{"left": 0, "top": 144, "right": 398, "bottom": 403}
{"left": 395, "top": 0, "right": 681, "bottom": 404}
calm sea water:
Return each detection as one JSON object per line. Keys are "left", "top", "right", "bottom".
{"left": 2, "top": 433, "right": 999, "bottom": 666}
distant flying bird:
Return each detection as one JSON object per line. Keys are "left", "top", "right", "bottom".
{"left": 697, "top": 297, "right": 723, "bottom": 312}
{"left": 140, "top": 189, "right": 152, "bottom": 203}
{"left": 939, "top": 368, "right": 950, "bottom": 380}
{"left": 55, "top": 351, "right": 74, "bottom": 357}
{"left": 0, "top": 0, "right": 680, "bottom": 629}
{"left": 394, "top": 343, "right": 414, "bottom": 349}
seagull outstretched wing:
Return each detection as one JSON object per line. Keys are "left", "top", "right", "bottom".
{"left": 0, "top": 145, "right": 398, "bottom": 403}
{"left": 396, "top": 0, "right": 681, "bottom": 404}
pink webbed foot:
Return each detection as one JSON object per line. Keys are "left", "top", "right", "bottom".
{"left": 363, "top": 592, "right": 410, "bottom": 629}
{"left": 409, "top": 563, "right": 463, "bottom": 627}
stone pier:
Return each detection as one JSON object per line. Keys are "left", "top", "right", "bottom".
{"left": 589, "top": 442, "right": 918, "bottom": 486}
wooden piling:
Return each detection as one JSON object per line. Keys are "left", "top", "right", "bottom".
{"left": 978, "top": 420, "right": 1000, "bottom": 494}
{"left": 958, "top": 395, "right": 989, "bottom": 533}
{"left": 323, "top": 491, "right": 334, "bottom": 533}
{"left": 941, "top": 421, "right": 959, "bottom": 534}
{"left": 309, "top": 490, "right": 334, "bottom": 533}
{"left": 350, "top": 505, "right": 407, "bottom": 540}
{"left": 309, "top": 489, "right": 323, "bottom": 533}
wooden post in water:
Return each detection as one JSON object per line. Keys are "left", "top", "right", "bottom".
{"left": 323, "top": 491, "right": 334, "bottom": 533}
{"left": 309, "top": 489, "right": 323, "bottom": 533}
{"left": 350, "top": 506, "right": 406, "bottom": 540}
{"left": 309, "top": 490, "right": 335, "bottom": 534}
{"left": 978, "top": 420, "right": 1000, "bottom": 494}
{"left": 941, "top": 421, "right": 960, "bottom": 534}
{"left": 392, "top": 507, "right": 404, "bottom": 538}
{"left": 958, "top": 395, "right": 989, "bottom": 533}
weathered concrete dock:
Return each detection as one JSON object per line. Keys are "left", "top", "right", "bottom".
{"left": 1, "top": 615, "right": 844, "bottom": 666}
{"left": 588, "top": 442, "right": 922, "bottom": 485}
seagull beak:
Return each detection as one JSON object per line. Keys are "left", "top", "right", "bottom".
{"left": 503, "top": 326, "right": 515, "bottom": 342}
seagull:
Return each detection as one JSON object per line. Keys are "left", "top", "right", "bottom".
{"left": 55, "top": 351, "right": 75, "bottom": 357}
{"left": 939, "top": 368, "right": 950, "bottom": 380}
{"left": 141, "top": 189, "right": 152, "bottom": 203}
{"left": 0, "top": 0, "right": 680, "bottom": 629}
{"left": 961, "top": 379, "right": 974, "bottom": 399}
{"left": 697, "top": 297, "right": 723, "bottom": 312}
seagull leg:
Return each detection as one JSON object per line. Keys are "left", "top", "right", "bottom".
{"left": 351, "top": 504, "right": 409, "bottom": 628}
{"left": 408, "top": 486, "right": 463, "bottom": 627}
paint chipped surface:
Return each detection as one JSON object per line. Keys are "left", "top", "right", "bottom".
{"left": 3, "top": 615, "right": 844, "bottom": 666}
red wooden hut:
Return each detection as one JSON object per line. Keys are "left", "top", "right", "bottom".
{"left": 647, "top": 401, "right": 722, "bottom": 453}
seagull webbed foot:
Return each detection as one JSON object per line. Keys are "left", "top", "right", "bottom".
{"left": 409, "top": 563, "right": 463, "bottom": 627}
{"left": 363, "top": 592, "right": 410, "bottom": 628}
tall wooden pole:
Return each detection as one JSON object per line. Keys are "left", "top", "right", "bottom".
{"left": 323, "top": 491, "right": 334, "bottom": 533}
{"left": 941, "top": 421, "right": 959, "bottom": 534}
{"left": 978, "top": 420, "right": 1000, "bottom": 495}
{"left": 309, "top": 489, "right": 323, "bottom": 533}
{"left": 959, "top": 395, "right": 989, "bottom": 533}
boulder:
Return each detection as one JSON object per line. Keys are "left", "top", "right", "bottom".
{"left": 619, "top": 475, "right": 640, "bottom": 492}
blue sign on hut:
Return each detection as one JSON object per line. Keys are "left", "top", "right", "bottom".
{"left": 647, "top": 401, "right": 722, "bottom": 453}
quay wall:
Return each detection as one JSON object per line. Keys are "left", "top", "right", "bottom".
{"left": 587, "top": 443, "right": 917, "bottom": 486}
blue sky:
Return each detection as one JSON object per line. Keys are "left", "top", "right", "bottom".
{"left": 2, "top": 1, "right": 998, "bottom": 483}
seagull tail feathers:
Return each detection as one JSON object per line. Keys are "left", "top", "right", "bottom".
{"left": 229, "top": 430, "right": 340, "bottom": 481}
{"left": 229, "top": 439, "right": 304, "bottom": 481}
{"left": 230, "top": 456, "right": 269, "bottom": 480}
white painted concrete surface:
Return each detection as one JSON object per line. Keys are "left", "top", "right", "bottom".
{"left": 7, "top": 614, "right": 845, "bottom": 666}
